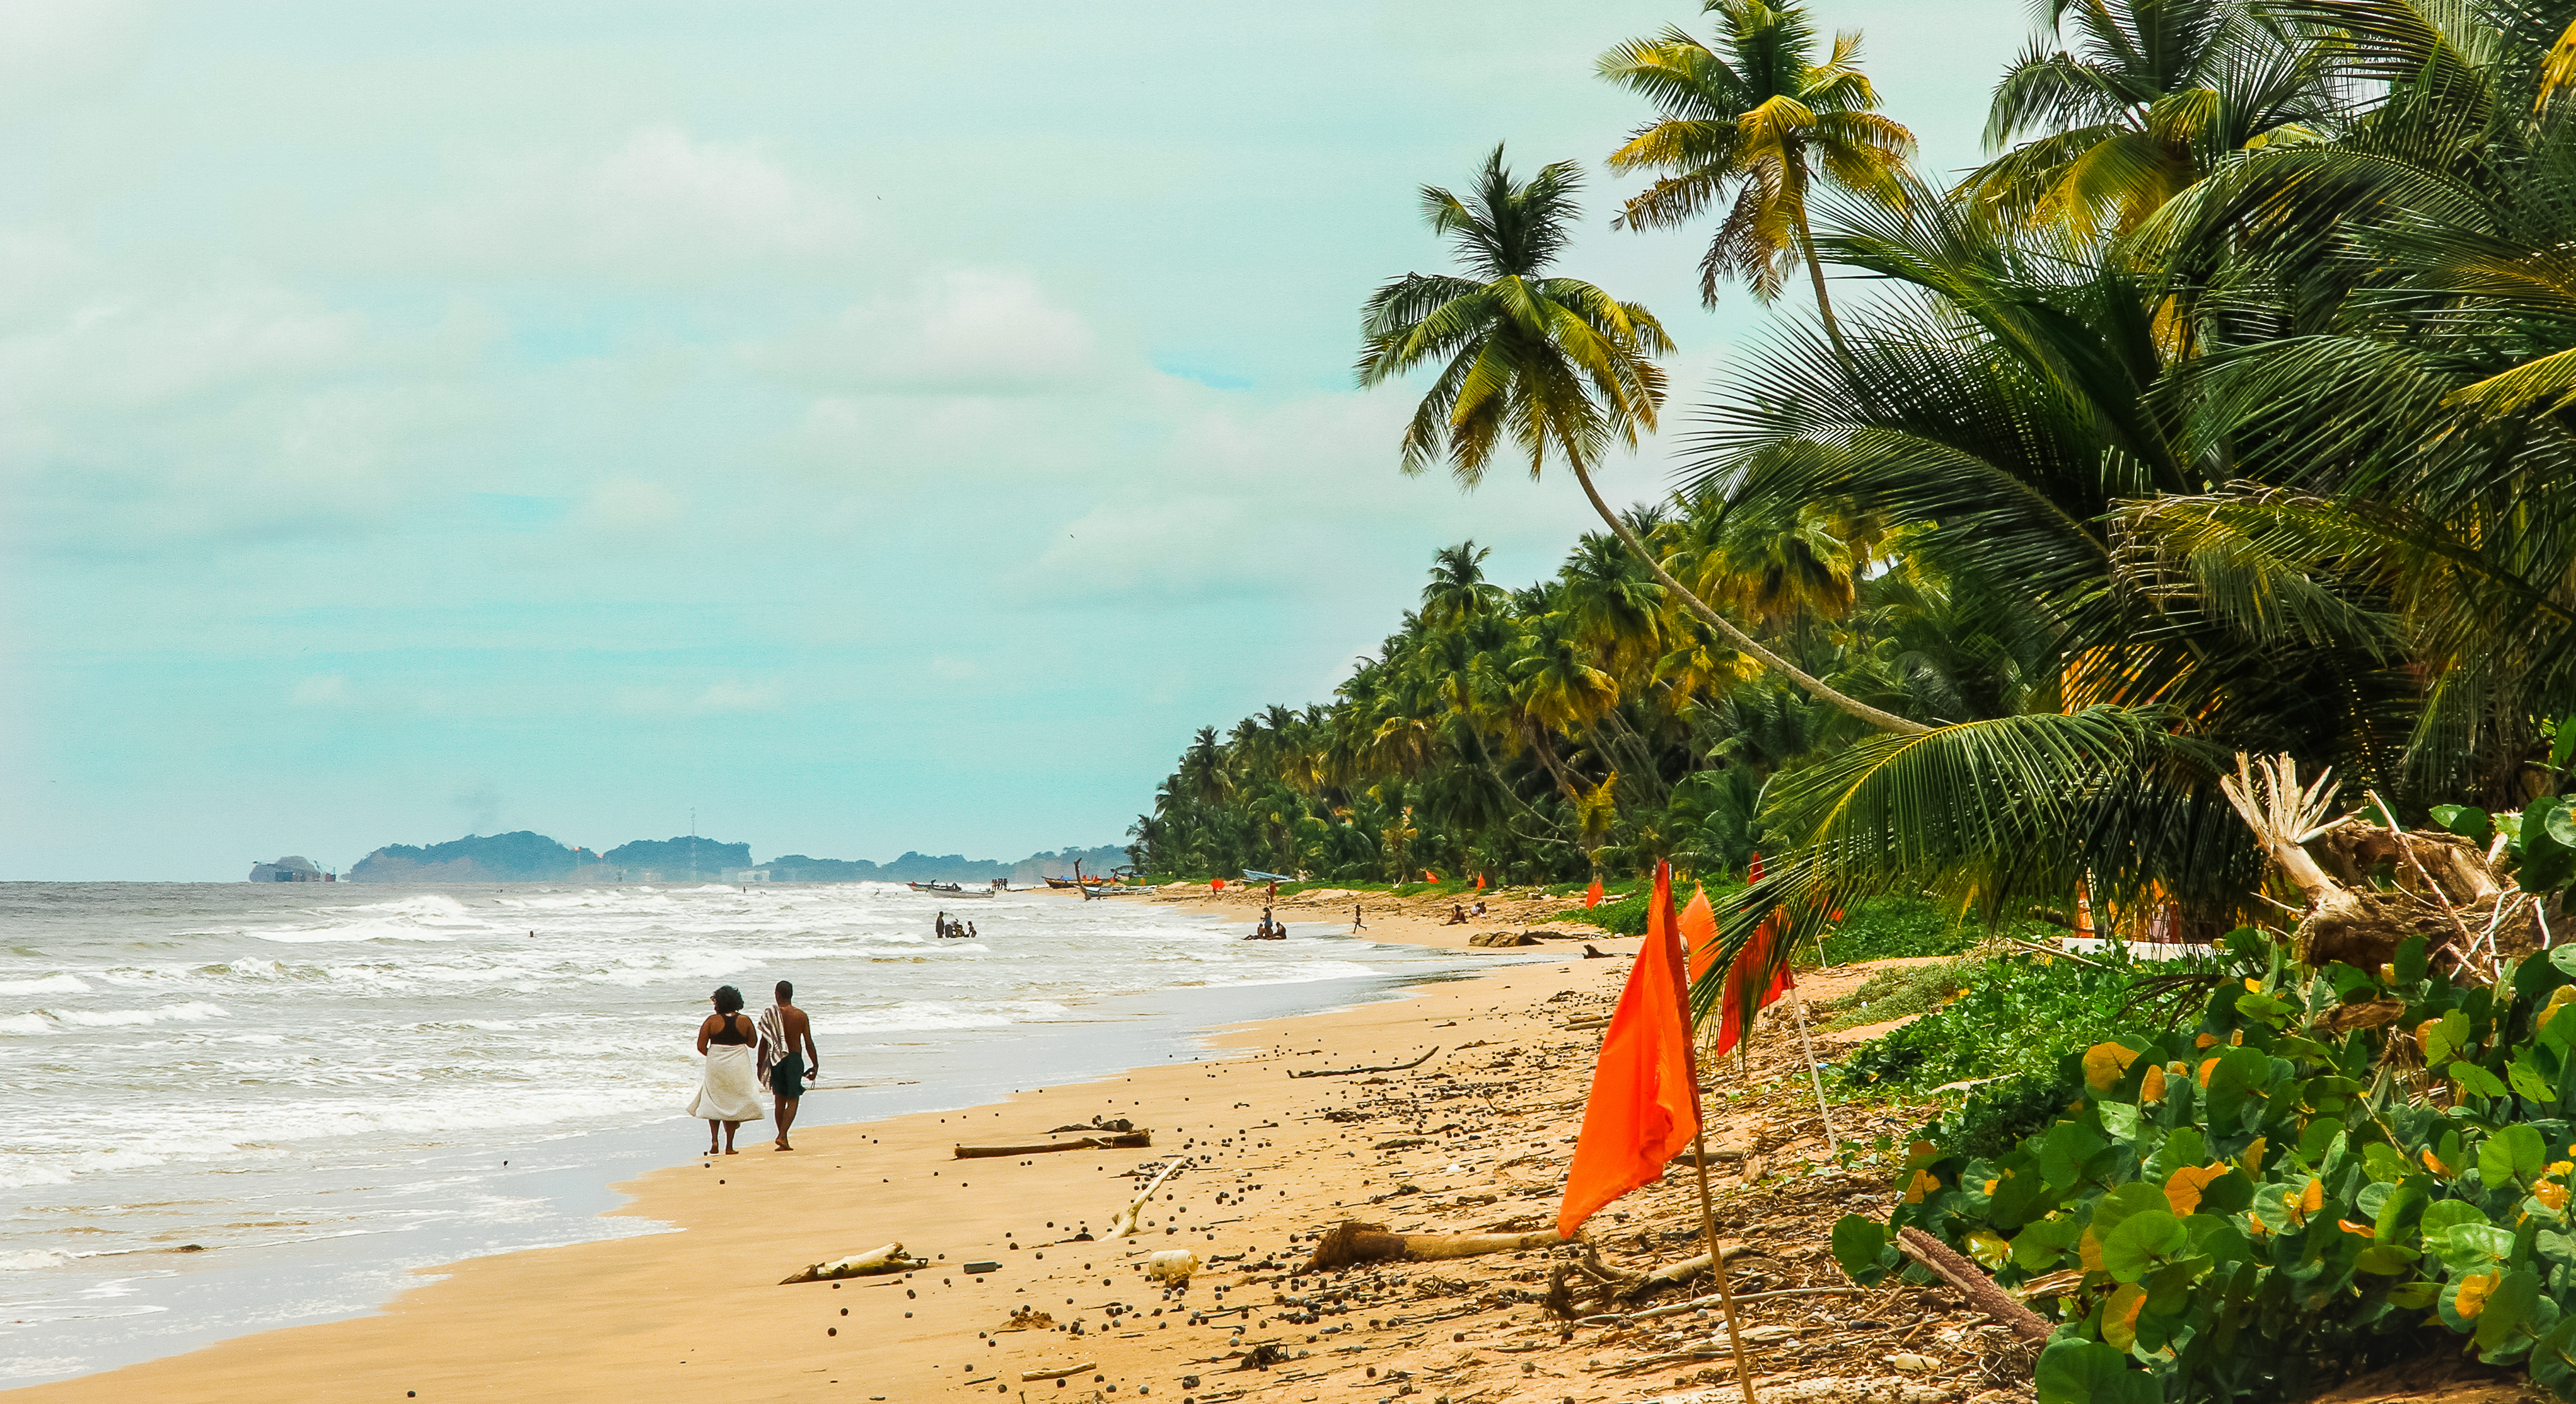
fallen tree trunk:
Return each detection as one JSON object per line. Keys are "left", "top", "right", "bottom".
{"left": 954, "top": 1132, "right": 1150, "bottom": 1158}
{"left": 1109, "top": 1156, "right": 1190, "bottom": 1238}
{"left": 1303, "top": 1219, "right": 1555, "bottom": 1271}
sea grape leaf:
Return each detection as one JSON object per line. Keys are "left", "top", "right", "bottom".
{"left": 2084, "top": 1041, "right": 2142, "bottom": 1091}
{"left": 2434, "top": 1223, "right": 2518, "bottom": 1272}
{"left": 2035, "top": 1339, "right": 2155, "bottom": 1404}
{"left": 2363, "top": 1142, "right": 2413, "bottom": 1184}
{"left": 2526, "top": 798, "right": 2576, "bottom": 893}
{"left": 2163, "top": 1164, "right": 2231, "bottom": 1217}
{"left": 2396, "top": 936, "right": 2430, "bottom": 986}
{"left": 2101, "top": 1282, "right": 2148, "bottom": 1351}
{"left": 2011, "top": 1214, "right": 2082, "bottom": 1272}
{"left": 2485, "top": 1124, "right": 2548, "bottom": 1183}
{"left": 2102, "top": 1210, "right": 2188, "bottom": 1283}
{"left": 2474, "top": 1269, "right": 2542, "bottom": 1353}
{"left": 2422, "top": 1200, "right": 2490, "bottom": 1236}
{"left": 2039, "top": 1121, "right": 2106, "bottom": 1190}
{"left": 2144, "top": 1125, "right": 2208, "bottom": 1182}
{"left": 2452, "top": 1060, "right": 2510, "bottom": 1101}
{"left": 2513, "top": 1057, "right": 2558, "bottom": 1105}
{"left": 2354, "top": 1243, "right": 2421, "bottom": 1274}
{"left": 2432, "top": 804, "right": 2494, "bottom": 845}
{"left": 2555, "top": 721, "right": 2576, "bottom": 775}
{"left": 2091, "top": 1182, "right": 2172, "bottom": 1241}
{"left": 1830, "top": 1215, "right": 1886, "bottom": 1281}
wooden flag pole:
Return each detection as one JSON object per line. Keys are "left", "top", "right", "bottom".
{"left": 1782, "top": 973, "right": 1840, "bottom": 1155}
{"left": 1687, "top": 1127, "right": 1760, "bottom": 1404}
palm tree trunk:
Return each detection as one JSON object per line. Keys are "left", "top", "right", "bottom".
{"left": 1794, "top": 206, "right": 1854, "bottom": 368}
{"left": 1567, "top": 459, "right": 1929, "bottom": 736}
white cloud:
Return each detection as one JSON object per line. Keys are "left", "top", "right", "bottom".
{"left": 403, "top": 126, "right": 861, "bottom": 282}
{"left": 755, "top": 269, "right": 1099, "bottom": 395}
{"left": 0, "top": 0, "right": 148, "bottom": 115}
{"left": 0, "top": 276, "right": 363, "bottom": 415}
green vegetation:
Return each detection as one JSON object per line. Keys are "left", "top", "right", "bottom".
{"left": 1838, "top": 932, "right": 2576, "bottom": 1403}
{"left": 1814, "top": 958, "right": 1976, "bottom": 1033}
{"left": 1838, "top": 953, "right": 2142, "bottom": 1096}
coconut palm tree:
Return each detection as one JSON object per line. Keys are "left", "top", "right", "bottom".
{"left": 1961, "top": 0, "right": 2333, "bottom": 239}
{"left": 1358, "top": 143, "right": 1929, "bottom": 736}
{"left": 1596, "top": 0, "right": 1915, "bottom": 354}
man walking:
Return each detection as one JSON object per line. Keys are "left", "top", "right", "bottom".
{"left": 757, "top": 980, "right": 819, "bottom": 1152}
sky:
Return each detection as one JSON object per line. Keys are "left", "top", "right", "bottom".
{"left": 0, "top": 0, "right": 2029, "bottom": 880}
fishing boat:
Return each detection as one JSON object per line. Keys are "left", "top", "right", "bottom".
{"left": 909, "top": 881, "right": 965, "bottom": 893}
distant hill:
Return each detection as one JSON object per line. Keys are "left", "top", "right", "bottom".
{"left": 603, "top": 836, "right": 753, "bottom": 874}
{"left": 347, "top": 832, "right": 605, "bottom": 883}
{"left": 342, "top": 833, "right": 1126, "bottom": 885}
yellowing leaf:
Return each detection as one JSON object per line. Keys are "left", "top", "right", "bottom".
{"left": 1902, "top": 1168, "right": 1939, "bottom": 1204}
{"left": 2102, "top": 1283, "right": 2148, "bottom": 1351}
{"left": 2164, "top": 1163, "right": 2229, "bottom": 1216}
{"left": 2241, "top": 1137, "right": 2268, "bottom": 1178}
{"left": 2079, "top": 1227, "right": 2104, "bottom": 1273}
{"left": 2195, "top": 1032, "right": 2219, "bottom": 1049}
{"left": 2140, "top": 1064, "right": 2167, "bottom": 1104}
{"left": 2425, "top": 1147, "right": 2456, "bottom": 1178}
{"left": 2299, "top": 1177, "right": 2324, "bottom": 1214}
{"left": 2337, "top": 1219, "right": 2376, "bottom": 1236}
{"left": 2456, "top": 1270, "right": 2502, "bottom": 1320}
{"left": 2538, "top": 1180, "right": 2569, "bottom": 1212}
{"left": 2084, "top": 1042, "right": 2142, "bottom": 1091}
{"left": 2244, "top": 977, "right": 2263, "bottom": 992}
{"left": 1966, "top": 1231, "right": 2010, "bottom": 1270}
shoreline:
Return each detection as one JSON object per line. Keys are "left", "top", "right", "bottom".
{"left": 12, "top": 887, "right": 1990, "bottom": 1404}
{"left": 5, "top": 891, "right": 1593, "bottom": 1400}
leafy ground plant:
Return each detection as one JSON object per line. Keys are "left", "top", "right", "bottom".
{"left": 1833, "top": 928, "right": 2576, "bottom": 1402}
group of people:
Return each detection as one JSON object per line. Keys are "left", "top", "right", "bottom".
{"left": 1439, "top": 899, "right": 1490, "bottom": 925}
{"left": 1245, "top": 906, "right": 1287, "bottom": 940}
{"left": 687, "top": 980, "right": 819, "bottom": 1154}
{"left": 934, "top": 912, "right": 978, "bottom": 939}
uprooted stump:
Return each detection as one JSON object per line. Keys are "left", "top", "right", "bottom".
{"left": 1302, "top": 1219, "right": 1556, "bottom": 1272}
{"left": 1545, "top": 1239, "right": 1751, "bottom": 1318}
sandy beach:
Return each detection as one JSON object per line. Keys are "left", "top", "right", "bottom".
{"left": 10, "top": 889, "right": 2000, "bottom": 1404}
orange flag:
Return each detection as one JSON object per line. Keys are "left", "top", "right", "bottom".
{"left": 1424, "top": 869, "right": 1439, "bottom": 883}
{"left": 1584, "top": 878, "right": 1604, "bottom": 909}
{"left": 1212, "top": 878, "right": 1225, "bottom": 891}
{"left": 1681, "top": 884, "right": 1719, "bottom": 986}
{"left": 1475, "top": 874, "right": 1486, "bottom": 890}
{"left": 1557, "top": 862, "right": 1700, "bottom": 1238}
{"left": 1712, "top": 852, "right": 1793, "bottom": 1058}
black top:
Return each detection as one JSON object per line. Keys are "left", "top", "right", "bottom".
{"left": 708, "top": 1012, "right": 752, "bottom": 1045}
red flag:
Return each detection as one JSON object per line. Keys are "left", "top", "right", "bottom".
{"left": 1681, "top": 885, "right": 1719, "bottom": 986}
{"left": 1424, "top": 869, "right": 1439, "bottom": 883}
{"left": 1712, "top": 852, "right": 1792, "bottom": 1057}
{"left": 1212, "top": 878, "right": 1225, "bottom": 891}
{"left": 1475, "top": 874, "right": 1486, "bottom": 890}
{"left": 1584, "top": 878, "right": 1604, "bottom": 909}
{"left": 1558, "top": 862, "right": 1700, "bottom": 1238}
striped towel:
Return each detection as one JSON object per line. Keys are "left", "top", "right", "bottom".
{"left": 755, "top": 1005, "right": 787, "bottom": 1091}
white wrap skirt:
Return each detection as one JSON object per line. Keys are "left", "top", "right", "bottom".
{"left": 687, "top": 1043, "right": 767, "bottom": 1122}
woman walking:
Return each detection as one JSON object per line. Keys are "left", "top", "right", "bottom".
{"left": 688, "top": 985, "right": 765, "bottom": 1154}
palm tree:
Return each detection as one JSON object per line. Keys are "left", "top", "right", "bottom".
{"left": 1419, "top": 541, "right": 1507, "bottom": 629}
{"left": 1596, "top": 0, "right": 1915, "bottom": 354}
{"left": 1962, "top": 0, "right": 2333, "bottom": 239}
{"left": 1358, "top": 144, "right": 1929, "bottom": 736}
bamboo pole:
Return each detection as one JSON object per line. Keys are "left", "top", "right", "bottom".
{"left": 1686, "top": 1127, "right": 1758, "bottom": 1404}
{"left": 1782, "top": 973, "right": 1839, "bottom": 1155}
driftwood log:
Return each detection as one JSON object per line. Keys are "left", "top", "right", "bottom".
{"left": 1301, "top": 1219, "right": 1555, "bottom": 1272}
{"left": 779, "top": 1242, "right": 929, "bottom": 1284}
{"left": 1288, "top": 1047, "right": 1439, "bottom": 1079}
{"left": 1544, "top": 1239, "right": 1753, "bottom": 1318}
{"left": 954, "top": 1132, "right": 1149, "bottom": 1158}
{"left": 2222, "top": 754, "right": 2543, "bottom": 975}
{"left": 1894, "top": 1228, "right": 2051, "bottom": 1342}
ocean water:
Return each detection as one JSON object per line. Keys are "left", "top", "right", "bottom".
{"left": 0, "top": 881, "right": 1514, "bottom": 1384}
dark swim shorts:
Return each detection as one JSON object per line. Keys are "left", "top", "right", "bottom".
{"left": 770, "top": 1052, "right": 806, "bottom": 1099}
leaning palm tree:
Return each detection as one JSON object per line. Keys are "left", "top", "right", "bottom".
{"left": 1596, "top": 0, "right": 1915, "bottom": 354}
{"left": 1357, "top": 144, "right": 1927, "bottom": 735}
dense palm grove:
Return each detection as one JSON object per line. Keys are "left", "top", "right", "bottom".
{"left": 1136, "top": 0, "right": 2576, "bottom": 947}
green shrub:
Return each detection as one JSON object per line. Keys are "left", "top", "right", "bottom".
{"left": 1833, "top": 931, "right": 2576, "bottom": 1403}
{"left": 1818, "top": 958, "right": 1978, "bottom": 1032}
{"left": 1820, "top": 896, "right": 1978, "bottom": 963}
{"left": 1838, "top": 953, "right": 2139, "bottom": 1099}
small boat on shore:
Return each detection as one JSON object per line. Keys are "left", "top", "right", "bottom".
{"left": 908, "top": 881, "right": 993, "bottom": 898}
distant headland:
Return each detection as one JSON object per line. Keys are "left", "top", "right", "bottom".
{"left": 333, "top": 832, "right": 1127, "bottom": 885}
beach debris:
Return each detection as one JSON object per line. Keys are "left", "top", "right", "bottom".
{"left": 1019, "top": 1360, "right": 1096, "bottom": 1382}
{"left": 999, "top": 1308, "right": 1055, "bottom": 1330}
{"left": 1047, "top": 1117, "right": 1137, "bottom": 1135}
{"left": 778, "top": 1242, "right": 929, "bottom": 1284}
{"left": 1544, "top": 1239, "right": 1755, "bottom": 1317}
{"left": 954, "top": 1132, "right": 1151, "bottom": 1159}
{"left": 1893, "top": 1227, "right": 2050, "bottom": 1342}
{"left": 1299, "top": 1219, "right": 1556, "bottom": 1272}
{"left": 962, "top": 1260, "right": 1002, "bottom": 1274}
{"left": 1145, "top": 1249, "right": 1200, "bottom": 1284}
{"left": 1468, "top": 931, "right": 1537, "bottom": 948}
{"left": 1285, "top": 1047, "right": 1440, "bottom": 1079}
{"left": 1109, "top": 1156, "right": 1192, "bottom": 1238}
{"left": 1235, "top": 1343, "right": 1291, "bottom": 1371}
